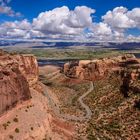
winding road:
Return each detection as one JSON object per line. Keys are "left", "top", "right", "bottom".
{"left": 42, "top": 81, "right": 94, "bottom": 122}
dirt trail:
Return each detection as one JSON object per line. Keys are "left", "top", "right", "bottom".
{"left": 42, "top": 81, "right": 94, "bottom": 122}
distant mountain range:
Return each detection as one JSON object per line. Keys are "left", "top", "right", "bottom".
{"left": 1, "top": 40, "right": 140, "bottom": 51}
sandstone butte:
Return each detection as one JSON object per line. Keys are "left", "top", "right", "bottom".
{"left": 0, "top": 50, "right": 38, "bottom": 116}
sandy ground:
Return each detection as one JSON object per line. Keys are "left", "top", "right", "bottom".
{"left": 0, "top": 84, "right": 75, "bottom": 140}
{"left": 39, "top": 65, "right": 60, "bottom": 76}
{"left": 0, "top": 64, "right": 80, "bottom": 140}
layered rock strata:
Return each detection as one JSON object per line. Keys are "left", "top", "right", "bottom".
{"left": 0, "top": 51, "right": 38, "bottom": 115}
{"left": 63, "top": 54, "right": 139, "bottom": 80}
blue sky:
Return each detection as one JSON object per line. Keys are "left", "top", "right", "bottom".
{"left": 0, "top": 0, "right": 140, "bottom": 41}
{"left": 8, "top": 0, "right": 140, "bottom": 22}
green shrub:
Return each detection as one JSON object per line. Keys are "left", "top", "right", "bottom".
{"left": 31, "top": 127, "right": 34, "bottom": 130}
{"left": 15, "top": 128, "right": 20, "bottom": 133}
{"left": 13, "top": 118, "right": 18, "bottom": 122}
{"left": 9, "top": 135, "right": 14, "bottom": 139}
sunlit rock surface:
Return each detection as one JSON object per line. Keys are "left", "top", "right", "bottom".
{"left": 0, "top": 50, "right": 38, "bottom": 116}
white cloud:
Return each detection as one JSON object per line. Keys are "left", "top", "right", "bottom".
{"left": 0, "top": 20, "right": 33, "bottom": 38}
{"left": 66, "top": 6, "right": 95, "bottom": 28}
{"left": 127, "top": 8, "right": 140, "bottom": 28}
{"left": 97, "top": 6, "right": 140, "bottom": 41}
{"left": 127, "top": 34, "right": 140, "bottom": 42}
{"left": 0, "top": 6, "right": 140, "bottom": 42}
{"left": 102, "top": 6, "right": 140, "bottom": 31}
{"left": 0, "top": 0, "right": 21, "bottom": 17}
{"left": 92, "top": 22, "right": 112, "bottom": 35}
{"left": 0, "top": 19, "right": 45, "bottom": 39}
{"left": 7, "top": 28, "right": 27, "bottom": 37}
{"left": 2, "top": 19, "right": 31, "bottom": 30}
{"left": 33, "top": 6, "right": 95, "bottom": 35}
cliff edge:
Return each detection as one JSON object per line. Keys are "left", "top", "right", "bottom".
{"left": 63, "top": 54, "right": 138, "bottom": 80}
{"left": 0, "top": 50, "right": 38, "bottom": 116}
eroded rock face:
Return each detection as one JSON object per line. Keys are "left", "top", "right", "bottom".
{"left": 0, "top": 51, "right": 38, "bottom": 116}
{"left": 13, "top": 54, "right": 39, "bottom": 86}
{"left": 63, "top": 54, "right": 139, "bottom": 81}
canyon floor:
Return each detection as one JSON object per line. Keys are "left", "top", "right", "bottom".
{"left": 1, "top": 63, "right": 140, "bottom": 140}
{"left": 39, "top": 63, "right": 140, "bottom": 140}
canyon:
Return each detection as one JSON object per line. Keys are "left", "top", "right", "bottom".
{"left": 0, "top": 50, "right": 76, "bottom": 140}
{"left": 0, "top": 49, "right": 140, "bottom": 139}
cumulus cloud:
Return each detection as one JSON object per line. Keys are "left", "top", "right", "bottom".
{"left": 2, "top": 19, "right": 31, "bottom": 30}
{"left": 87, "top": 22, "right": 113, "bottom": 41}
{"left": 0, "top": 5, "right": 140, "bottom": 42}
{"left": 127, "top": 34, "right": 140, "bottom": 42}
{"left": 0, "top": 20, "right": 34, "bottom": 38}
{"left": 0, "top": 19, "right": 45, "bottom": 39}
{"left": 96, "top": 6, "right": 140, "bottom": 41}
{"left": 92, "top": 22, "right": 112, "bottom": 36}
{"left": 102, "top": 6, "right": 140, "bottom": 30}
{"left": 0, "top": 0, "right": 21, "bottom": 17}
{"left": 33, "top": 6, "right": 95, "bottom": 35}
{"left": 127, "top": 8, "right": 140, "bottom": 28}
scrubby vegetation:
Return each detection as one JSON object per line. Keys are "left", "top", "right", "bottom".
{"left": 9, "top": 135, "right": 14, "bottom": 139}
{"left": 85, "top": 73, "right": 140, "bottom": 139}
{"left": 15, "top": 128, "right": 20, "bottom": 133}
{"left": 40, "top": 72, "right": 90, "bottom": 116}
{"left": 13, "top": 117, "right": 18, "bottom": 123}
{"left": 10, "top": 48, "right": 124, "bottom": 60}
{"left": 39, "top": 55, "right": 140, "bottom": 139}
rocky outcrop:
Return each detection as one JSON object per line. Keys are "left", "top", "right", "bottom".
{"left": 0, "top": 51, "right": 38, "bottom": 116}
{"left": 63, "top": 54, "right": 139, "bottom": 81}
{"left": 13, "top": 54, "right": 39, "bottom": 86}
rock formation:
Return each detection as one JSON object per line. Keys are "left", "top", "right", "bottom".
{"left": 63, "top": 54, "right": 140, "bottom": 81}
{"left": 13, "top": 54, "right": 39, "bottom": 86}
{"left": 0, "top": 50, "right": 38, "bottom": 116}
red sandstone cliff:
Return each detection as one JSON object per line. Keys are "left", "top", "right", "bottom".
{"left": 63, "top": 54, "right": 139, "bottom": 80}
{"left": 13, "top": 54, "right": 39, "bottom": 86}
{"left": 0, "top": 50, "right": 38, "bottom": 116}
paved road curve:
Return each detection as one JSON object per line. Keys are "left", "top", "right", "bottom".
{"left": 42, "top": 81, "right": 94, "bottom": 122}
